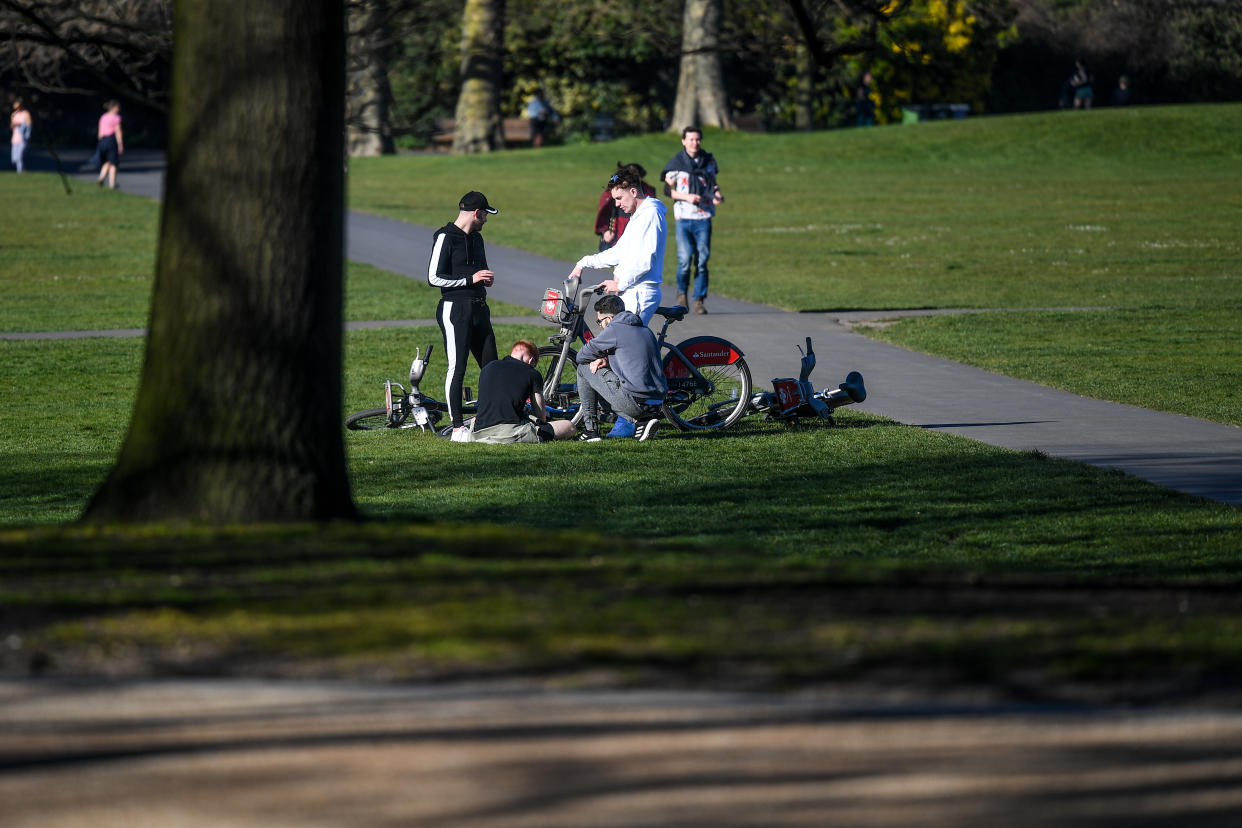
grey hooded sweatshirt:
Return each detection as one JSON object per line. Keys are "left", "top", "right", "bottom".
{"left": 576, "top": 310, "right": 668, "bottom": 400}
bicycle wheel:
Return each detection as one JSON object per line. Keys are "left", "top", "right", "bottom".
{"left": 538, "top": 344, "right": 580, "bottom": 421}
{"left": 345, "top": 407, "right": 390, "bottom": 431}
{"left": 662, "top": 340, "right": 752, "bottom": 432}
{"left": 346, "top": 405, "right": 437, "bottom": 431}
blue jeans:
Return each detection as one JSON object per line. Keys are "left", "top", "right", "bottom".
{"left": 675, "top": 218, "right": 712, "bottom": 300}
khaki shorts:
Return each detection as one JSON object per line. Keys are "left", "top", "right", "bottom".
{"left": 469, "top": 420, "right": 554, "bottom": 444}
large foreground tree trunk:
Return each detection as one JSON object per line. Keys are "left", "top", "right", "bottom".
{"left": 452, "top": 0, "right": 505, "bottom": 153}
{"left": 83, "top": 0, "right": 356, "bottom": 523}
{"left": 670, "top": 0, "right": 733, "bottom": 131}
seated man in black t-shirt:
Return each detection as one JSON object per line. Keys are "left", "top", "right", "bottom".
{"left": 468, "top": 340, "right": 576, "bottom": 443}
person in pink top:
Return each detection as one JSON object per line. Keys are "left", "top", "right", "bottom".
{"left": 94, "top": 100, "right": 124, "bottom": 189}
{"left": 10, "top": 98, "right": 32, "bottom": 173}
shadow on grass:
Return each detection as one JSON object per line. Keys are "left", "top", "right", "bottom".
{"left": 349, "top": 429, "right": 1242, "bottom": 576}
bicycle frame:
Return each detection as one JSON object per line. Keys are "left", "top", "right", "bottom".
{"left": 540, "top": 274, "right": 608, "bottom": 421}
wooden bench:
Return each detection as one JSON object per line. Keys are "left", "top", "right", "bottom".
{"left": 430, "top": 117, "right": 534, "bottom": 150}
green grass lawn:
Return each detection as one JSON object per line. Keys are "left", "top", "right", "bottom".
{"left": 2, "top": 108, "right": 1241, "bottom": 700}
{"left": 0, "top": 176, "right": 530, "bottom": 333}
{"left": 4, "top": 326, "right": 1242, "bottom": 698}
{"left": 350, "top": 104, "right": 1242, "bottom": 426}
{"left": 6, "top": 327, "right": 1237, "bottom": 563}
{"left": 350, "top": 105, "right": 1242, "bottom": 313}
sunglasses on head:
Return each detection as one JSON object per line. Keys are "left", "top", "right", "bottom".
{"left": 609, "top": 172, "right": 626, "bottom": 185}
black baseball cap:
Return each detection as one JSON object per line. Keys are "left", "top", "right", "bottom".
{"left": 459, "top": 191, "right": 498, "bottom": 214}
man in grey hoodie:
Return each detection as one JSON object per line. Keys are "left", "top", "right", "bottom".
{"left": 575, "top": 294, "right": 667, "bottom": 442}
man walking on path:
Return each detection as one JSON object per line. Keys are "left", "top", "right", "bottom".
{"left": 661, "top": 126, "right": 722, "bottom": 315}
{"left": 570, "top": 164, "right": 666, "bottom": 326}
{"left": 428, "top": 191, "right": 500, "bottom": 440}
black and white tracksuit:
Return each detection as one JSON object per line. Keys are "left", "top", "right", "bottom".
{"left": 428, "top": 222, "right": 498, "bottom": 427}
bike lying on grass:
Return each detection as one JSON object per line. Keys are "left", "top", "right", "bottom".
{"left": 746, "top": 337, "right": 867, "bottom": 425}
{"left": 344, "top": 344, "right": 465, "bottom": 432}
{"left": 538, "top": 275, "right": 752, "bottom": 431}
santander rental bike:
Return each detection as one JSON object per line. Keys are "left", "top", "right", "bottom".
{"left": 537, "top": 274, "right": 752, "bottom": 431}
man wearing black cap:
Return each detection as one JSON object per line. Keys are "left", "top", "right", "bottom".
{"left": 428, "top": 191, "right": 500, "bottom": 438}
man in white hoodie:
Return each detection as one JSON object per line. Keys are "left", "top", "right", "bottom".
{"left": 569, "top": 164, "right": 666, "bottom": 326}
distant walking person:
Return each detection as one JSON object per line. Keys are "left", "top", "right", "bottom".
{"left": 661, "top": 126, "right": 722, "bottom": 314}
{"left": 526, "top": 88, "right": 558, "bottom": 148}
{"left": 1113, "top": 75, "right": 1131, "bottom": 107}
{"left": 1070, "top": 60, "right": 1094, "bottom": 110}
{"left": 570, "top": 163, "right": 666, "bottom": 326}
{"left": 9, "top": 98, "right": 31, "bottom": 173}
{"left": 94, "top": 100, "right": 124, "bottom": 189}
{"left": 428, "top": 191, "right": 501, "bottom": 440}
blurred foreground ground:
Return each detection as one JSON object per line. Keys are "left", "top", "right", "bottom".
{"left": 3, "top": 678, "right": 1242, "bottom": 827}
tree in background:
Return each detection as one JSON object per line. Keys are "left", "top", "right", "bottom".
{"left": 347, "top": 0, "right": 396, "bottom": 156}
{"left": 0, "top": 0, "right": 171, "bottom": 111}
{"left": 1012, "top": 0, "right": 1242, "bottom": 104}
{"left": 500, "top": 0, "right": 678, "bottom": 139}
{"left": 865, "top": 0, "right": 1018, "bottom": 122}
{"left": 779, "top": 0, "right": 913, "bottom": 126}
{"left": 671, "top": 0, "right": 733, "bottom": 130}
{"left": 383, "top": 0, "right": 461, "bottom": 148}
{"left": 452, "top": 0, "right": 505, "bottom": 153}
{"left": 84, "top": 0, "right": 356, "bottom": 523}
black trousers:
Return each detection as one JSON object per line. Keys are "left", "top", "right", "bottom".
{"left": 436, "top": 297, "right": 497, "bottom": 427}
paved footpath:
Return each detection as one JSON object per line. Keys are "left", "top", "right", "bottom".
{"left": 26, "top": 148, "right": 1242, "bottom": 506}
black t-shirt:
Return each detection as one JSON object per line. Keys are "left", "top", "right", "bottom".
{"left": 473, "top": 356, "right": 542, "bottom": 430}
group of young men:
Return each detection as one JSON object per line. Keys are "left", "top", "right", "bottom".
{"left": 425, "top": 127, "right": 723, "bottom": 445}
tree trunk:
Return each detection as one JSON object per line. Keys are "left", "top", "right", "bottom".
{"left": 347, "top": 0, "right": 395, "bottom": 156}
{"left": 670, "top": 0, "right": 733, "bottom": 131}
{"left": 452, "top": 0, "right": 505, "bottom": 153}
{"left": 83, "top": 0, "right": 356, "bottom": 524}
{"left": 795, "top": 41, "right": 814, "bottom": 130}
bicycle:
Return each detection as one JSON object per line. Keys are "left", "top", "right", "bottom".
{"left": 745, "top": 337, "right": 866, "bottom": 425}
{"left": 538, "top": 275, "right": 752, "bottom": 431}
{"left": 344, "top": 345, "right": 475, "bottom": 432}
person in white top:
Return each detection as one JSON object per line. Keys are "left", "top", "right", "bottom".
{"left": 569, "top": 164, "right": 666, "bottom": 326}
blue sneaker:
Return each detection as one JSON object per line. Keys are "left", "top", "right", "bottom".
{"left": 605, "top": 417, "right": 635, "bottom": 438}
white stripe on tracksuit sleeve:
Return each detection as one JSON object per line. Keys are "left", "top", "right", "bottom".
{"left": 427, "top": 232, "right": 468, "bottom": 289}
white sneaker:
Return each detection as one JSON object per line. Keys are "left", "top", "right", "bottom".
{"left": 450, "top": 426, "right": 471, "bottom": 443}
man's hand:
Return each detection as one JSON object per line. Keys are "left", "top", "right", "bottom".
{"left": 600, "top": 278, "right": 620, "bottom": 294}
{"left": 472, "top": 269, "right": 494, "bottom": 286}
{"left": 601, "top": 229, "right": 615, "bottom": 244}
{"left": 589, "top": 357, "right": 608, "bottom": 374}
{"left": 569, "top": 265, "right": 582, "bottom": 280}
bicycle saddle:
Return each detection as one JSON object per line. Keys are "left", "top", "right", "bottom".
{"left": 655, "top": 306, "right": 687, "bottom": 321}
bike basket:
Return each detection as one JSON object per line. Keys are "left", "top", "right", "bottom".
{"left": 540, "top": 289, "right": 568, "bottom": 323}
